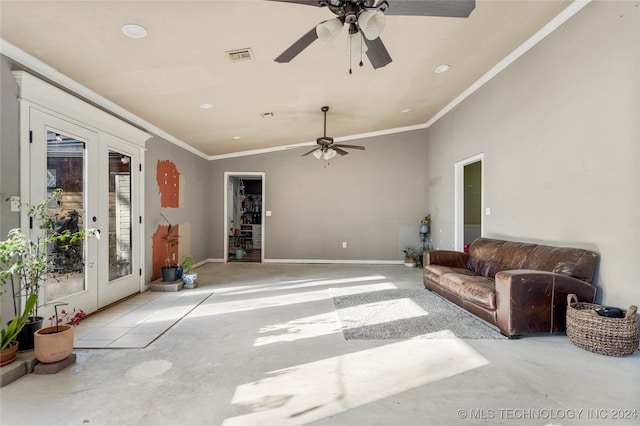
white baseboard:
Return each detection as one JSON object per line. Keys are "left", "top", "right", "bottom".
{"left": 202, "top": 258, "right": 403, "bottom": 265}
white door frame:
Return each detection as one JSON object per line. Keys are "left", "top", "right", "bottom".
{"left": 454, "top": 153, "right": 484, "bottom": 251}
{"left": 15, "top": 71, "right": 150, "bottom": 318}
{"left": 223, "top": 172, "right": 265, "bottom": 262}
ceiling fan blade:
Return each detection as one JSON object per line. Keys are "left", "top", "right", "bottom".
{"left": 334, "top": 144, "right": 365, "bottom": 150}
{"left": 332, "top": 146, "right": 349, "bottom": 156}
{"left": 275, "top": 25, "right": 320, "bottom": 63}
{"left": 362, "top": 34, "right": 392, "bottom": 69}
{"left": 301, "top": 146, "right": 321, "bottom": 156}
{"left": 385, "top": 0, "right": 476, "bottom": 18}
{"left": 266, "top": 0, "right": 322, "bottom": 7}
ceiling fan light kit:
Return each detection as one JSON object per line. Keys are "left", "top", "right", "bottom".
{"left": 271, "top": 0, "right": 475, "bottom": 70}
{"left": 358, "top": 10, "right": 385, "bottom": 40}
{"left": 316, "top": 18, "right": 344, "bottom": 45}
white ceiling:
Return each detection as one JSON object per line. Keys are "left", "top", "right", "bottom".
{"left": 0, "top": 0, "right": 575, "bottom": 158}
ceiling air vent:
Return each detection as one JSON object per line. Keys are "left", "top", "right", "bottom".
{"left": 226, "top": 48, "right": 254, "bottom": 62}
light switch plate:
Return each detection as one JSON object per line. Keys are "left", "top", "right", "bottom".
{"left": 266, "top": 211, "right": 272, "bottom": 217}
{"left": 10, "top": 196, "right": 20, "bottom": 212}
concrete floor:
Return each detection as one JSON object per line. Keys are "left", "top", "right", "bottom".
{"left": 1, "top": 263, "right": 638, "bottom": 426}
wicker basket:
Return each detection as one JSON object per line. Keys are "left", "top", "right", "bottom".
{"left": 566, "top": 294, "right": 639, "bottom": 357}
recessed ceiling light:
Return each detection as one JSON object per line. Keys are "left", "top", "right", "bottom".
{"left": 400, "top": 108, "right": 410, "bottom": 113}
{"left": 199, "top": 103, "right": 214, "bottom": 110}
{"left": 121, "top": 24, "right": 148, "bottom": 39}
{"left": 233, "top": 136, "right": 241, "bottom": 140}
{"left": 435, "top": 64, "right": 451, "bottom": 74}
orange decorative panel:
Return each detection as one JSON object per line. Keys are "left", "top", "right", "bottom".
{"left": 157, "top": 160, "right": 180, "bottom": 208}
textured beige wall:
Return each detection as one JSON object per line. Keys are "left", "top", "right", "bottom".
{"left": 209, "top": 129, "right": 430, "bottom": 262}
{"left": 425, "top": 1, "right": 639, "bottom": 306}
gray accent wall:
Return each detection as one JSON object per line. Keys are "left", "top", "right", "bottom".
{"left": 424, "top": 1, "right": 639, "bottom": 307}
{"left": 209, "top": 129, "right": 430, "bottom": 262}
{"left": 144, "top": 136, "right": 212, "bottom": 283}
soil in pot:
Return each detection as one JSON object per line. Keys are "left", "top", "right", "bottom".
{"left": 34, "top": 325, "right": 74, "bottom": 363}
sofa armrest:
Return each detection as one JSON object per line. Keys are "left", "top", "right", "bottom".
{"left": 424, "top": 250, "right": 469, "bottom": 269}
{"left": 495, "top": 270, "right": 597, "bottom": 337}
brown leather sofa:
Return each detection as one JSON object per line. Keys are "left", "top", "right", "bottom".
{"left": 423, "top": 238, "right": 599, "bottom": 338}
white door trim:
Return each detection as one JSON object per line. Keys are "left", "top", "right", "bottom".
{"left": 454, "top": 153, "right": 484, "bottom": 251}
{"left": 223, "top": 172, "right": 265, "bottom": 263}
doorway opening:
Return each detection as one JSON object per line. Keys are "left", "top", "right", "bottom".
{"left": 454, "top": 154, "right": 484, "bottom": 251}
{"left": 224, "top": 172, "right": 265, "bottom": 263}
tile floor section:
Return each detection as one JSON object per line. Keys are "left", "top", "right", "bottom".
{"left": 74, "top": 290, "right": 213, "bottom": 348}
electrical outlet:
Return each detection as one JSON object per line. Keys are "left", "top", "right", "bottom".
{"left": 342, "top": 242, "right": 347, "bottom": 248}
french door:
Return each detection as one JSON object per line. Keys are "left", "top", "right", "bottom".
{"left": 29, "top": 109, "right": 142, "bottom": 318}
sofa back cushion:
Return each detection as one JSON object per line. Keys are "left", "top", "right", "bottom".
{"left": 467, "top": 239, "right": 536, "bottom": 278}
{"left": 520, "top": 245, "right": 599, "bottom": 283}
{"left": 468, "top": 238, "right": 598, "bottom": 283}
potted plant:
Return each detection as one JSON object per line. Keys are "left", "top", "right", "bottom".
{"left": 0, "top": 189, "right": 95, "bottom": 351}
{"left": 160, "top": 213, "right": 180, "bottom": 282}
{"left": 180, "top": 254, "right": 197, "bottom": 287}
{"left": 34, "top": 302, "right": 85, "bottom": 364}
{"left": 420, "top": 214, "right": 431, "bottom": 235}
{"left": 402, "top": 246, "right": 418, "bottom": 268}
{"left": 0, "top": 294, "right": 38, "bottom": 366}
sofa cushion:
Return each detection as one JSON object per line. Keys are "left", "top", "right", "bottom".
{"left": 439, "top": 273, "right": 496, "bottom": 310}
{"left": 467, "top": 239, "right": 538, "bottom": 278}
{"left": 424, "top": 264, "right": 475, "bottom": 282}
{"left": 521, "top": 245, "right": 599, "bottom": 284}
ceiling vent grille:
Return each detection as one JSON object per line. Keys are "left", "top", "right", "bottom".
{"left": 226, "top": 48, "right": 254, "bottom": 62}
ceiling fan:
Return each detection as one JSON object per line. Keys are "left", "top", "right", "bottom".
{"left": 302, "top": 106, "right": 365, "bottom": 160}
{"left": 270, "top": 0, "right": 475, "bottom": 70}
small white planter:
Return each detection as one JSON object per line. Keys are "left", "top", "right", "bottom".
{"left": 183, "top": 273, "right": 198, "bottom": 286}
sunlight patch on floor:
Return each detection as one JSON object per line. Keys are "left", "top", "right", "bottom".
{"left": 223, "top": 339, "right": 489, "bottom": 426}
{"left": 254, "top": 311, "right": 342, "bottom": 347}
{"left": 338, "top": 298, "right": 428, "bottom": 328}
{"left": 217, "top": 275, "right": 389, "bottom": 296}
{"left": 189, "top": 289, "right": 333, "bottom": 317}
{"left": 191, "top": 282, "right": 398, "bottom": 317}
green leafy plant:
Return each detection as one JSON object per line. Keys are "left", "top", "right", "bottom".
{"left": 0, "top": 189, "right": 96, "bottom": 319}
{"left": 421, "top": 214, "right": 431, "bottom": 225}
{"left": 180, "top": 254, "right": 195, "bottom": 274}
{"left": 402, "top": 246, "right": 418, "bottom": 260}
{"left": 1, "top": 294, "right": 38, "bottom": 350}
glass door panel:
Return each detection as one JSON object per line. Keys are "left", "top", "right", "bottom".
{"left": 45, "top": 130, "right": 87, "bottom": 303}
{"left": 109, "top": 151, "right": 132, "bottom": 281}
{"left": 97, "top": 140, "right": 141, "bottom": 308}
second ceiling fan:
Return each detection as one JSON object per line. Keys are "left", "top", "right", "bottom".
{"left": 302, "top": 106, "right": 365, "bottom": 160}
{"left": 270, "top": 0, "right": 476, "bottom": 69}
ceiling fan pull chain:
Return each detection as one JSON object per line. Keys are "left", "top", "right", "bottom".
{"left": 359, "top": 35, "right": 364, "bottom": 67}
{"left": 348, "top": 34, "right": 353, "bottom": 74}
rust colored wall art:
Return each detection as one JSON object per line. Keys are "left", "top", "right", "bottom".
{"left": 157, "top": 160, "right": 180, "bottom": 208}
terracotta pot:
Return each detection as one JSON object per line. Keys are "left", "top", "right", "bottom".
{"left": 0, "top": 342, "right": 19, "bottom": 366}
{"left": 34, "top": 325, "right": 74, "bottom": 363}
